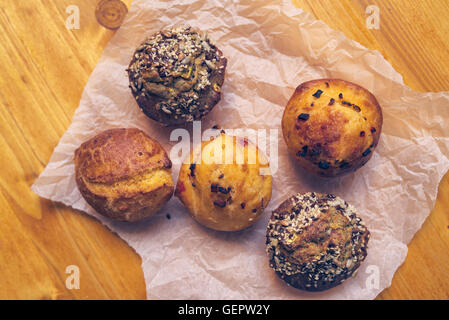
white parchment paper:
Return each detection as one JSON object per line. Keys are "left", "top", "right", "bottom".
{"left": 31, "top": 0, "right": 449, "bottom": 299}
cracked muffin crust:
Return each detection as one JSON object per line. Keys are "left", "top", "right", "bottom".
{"left": 74, "top": 128, "right": 174, "bottom": 222}
{"left": 282, "top": 79, "right": 383, "bottom": 177}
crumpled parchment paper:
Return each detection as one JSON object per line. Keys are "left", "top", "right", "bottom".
{"left": 31, "top": 0, "right": 449, "bottom": 299}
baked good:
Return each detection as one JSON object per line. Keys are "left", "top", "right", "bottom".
{"left": 266, "top": 192, "right": 370, "bottom": 291}
{"left": 127, "top": 26, "right": 227, "bottom": 126}
{"left": 282, "top": 79, "right": 382, "bottom": 177}
{"left": 175, "top": 132, "right": 272, "bottom": 231}
{"left": 74, "top": 128, "right": 174, "bottom": 222}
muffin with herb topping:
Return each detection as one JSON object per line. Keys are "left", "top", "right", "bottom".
{"left": 266, "top": 192, "right": 370, "bottom": 291}
{"left": 127, "top": 26, "right": 227, "bottom": 126}
{"left": 282, "top": 79, "right": 382, "bottom": 177}
{"left": 175, "top": 132, "right": 272, "bottom": 231}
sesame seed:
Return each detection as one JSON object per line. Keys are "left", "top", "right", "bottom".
{"left": 127, "top": 26, "right": 224, "bottom": 121}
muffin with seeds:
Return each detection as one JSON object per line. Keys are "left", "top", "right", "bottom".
{"left": 266, "top": 192, "right": 370, "bottom": 291}
{"left": 127, "top": 26, "right": 227, "bottom": 126}
{"left": 282, "top": 79, "right": 382, "bottom": 177}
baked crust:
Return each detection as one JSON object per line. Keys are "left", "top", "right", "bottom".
{"left": 266, "top": 193, "right": 370, "bottom": 291}
{"left": 175, "top": 132, "right": 272, "bottom": 231}
{"left": 282, "top": 79, "right": 383, "bottom": 177}
{"left": 74, "top": 128, "right": 174, "bottom": 222}
{"left": 127, "top": 27, "right": 227, "bottom": 126}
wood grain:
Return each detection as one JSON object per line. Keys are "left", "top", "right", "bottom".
{"left": 0, "top": 0, "right": 144, "bottom": 300}
{"left": 0, "top": 0, "right": 448, "bottom": 299}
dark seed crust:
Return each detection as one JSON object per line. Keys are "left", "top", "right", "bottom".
{"left": 266, "top": 192, "right": 370, "bottom": 292}
{"left": 127, "top": 26, "right": 227, "bottom": 126}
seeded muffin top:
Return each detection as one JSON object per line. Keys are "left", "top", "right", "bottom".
{"left": 127, "top": 26, "right": 227, "bottom": 125}
{"left": 266, "top": 192, "right": 370, "bottom": 291}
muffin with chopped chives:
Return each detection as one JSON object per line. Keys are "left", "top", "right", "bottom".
{"left": 282, "top": 79, "right": 382, "bottom": 177}
{"left": 127, "top": 26, "right": 227, "bottom": 126}
{"left": 266, "top": 192, "right": 370, "bottom": 291}
{"left": 175, "top": 132, "right": 272, "bottom": 232}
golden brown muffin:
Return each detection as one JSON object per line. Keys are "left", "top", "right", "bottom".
{"left": 74, "top": 128, "right": 174, "bottom": 222}
{"left": 127, "top": 26, "right": 227, "bottom": 126}
{"left": 282, "top": 79, "right": 382, "bottom": 177}
{"left": 175, "top": 133, "right": 272, "bottom": 231}
{"left": 266, "top": 192, "right": 370, "bottom": 291}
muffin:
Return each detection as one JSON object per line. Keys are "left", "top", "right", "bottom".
{"left": 175, "top": 132, "right": 272, "bottom": 231}
{"left": 127, "top": 26, "right": 227, "bottom": 126}
{"left": 74, "top": 128, "right": 174, "bottom": 222}
{"left": 266, "top": 192, "right": 370, "bottom": 291}
{"left": 282, "top": 79, "right": 382, "bottom": 177}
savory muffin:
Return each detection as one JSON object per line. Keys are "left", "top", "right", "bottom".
{"left": 282, "top": 79, "right": 382, "bottom": 177}
{"left": 266, "top": 192, "right": 370, "bottom": 291}
{"left": 74, "top": 128, "right": 174, "bottom": 222}
{"left": 127, "top": 26, "right": 227, "bottom": 126}
{"left": 175, "top": 132, "right": 272, "bottom": 231}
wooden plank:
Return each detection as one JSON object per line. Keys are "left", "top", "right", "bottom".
{"left": 293, "top": 0, "right": 449, "bottom": 92}
{"left": 0, "top": 0, "right": 447, "bottom": 299}
{"left": 293, "top": 0, "right": 449, "bottom": 300}
{"left": 0, "top": 0, "right": 145, "bottom": 300}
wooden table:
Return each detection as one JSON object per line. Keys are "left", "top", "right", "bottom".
{"left": 0, "top": 0, "right": 448, "bottom": 300}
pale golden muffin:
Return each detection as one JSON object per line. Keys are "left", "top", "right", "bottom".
{"left": 74, "top": 128, "right": 174, "bottom": 222}
{"left": 266, "top": 193, "right": 370, "bottom": 291}
{"left": 175, "top": 133, "right": 272, "bottom": 231}
{"left": 282, "top": 79, "right": 383, "bottom": 177}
